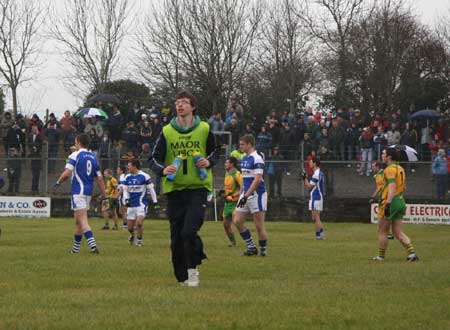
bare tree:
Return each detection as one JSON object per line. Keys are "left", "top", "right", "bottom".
{"left": 135, "top": 0, "right": 262, "bottom": 114}
{"left": 52, "top": 0, "right": 130, "bottom": 95}
{"left": 435, "top": 4, "right": 450, "bottom": 107}
{"left": 0, "top": 0, "right": 46, "bottom": 116}
{"left": 347, "top": 0, "right": 440, "bottom": 113}
{"left": 303, "top": 0, "right": 365, "bottom": 106}
{"left": 256, "top": 0, "right": 317, "bottom": 113}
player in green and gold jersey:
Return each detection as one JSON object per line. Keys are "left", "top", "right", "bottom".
{"left": 373, "top": 147, "right": 419, "bottom": 262}
{"left": 222, "top": 156, "right": 242, "bottom": 246}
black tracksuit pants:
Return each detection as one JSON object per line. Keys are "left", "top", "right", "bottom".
{"left": 167, "top": 188, "right": 208, "bottom": 283}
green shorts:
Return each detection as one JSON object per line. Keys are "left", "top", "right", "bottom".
{"left": 387, "top": 195, "right": 406, "bottom": 221}
{"left": 223, "top": 201, "right": 237, "bottom": 219}
{"left": 108, "top": 198, "right": 118, "bottom": 210}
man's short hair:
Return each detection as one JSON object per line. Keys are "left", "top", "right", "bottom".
{"left": 311, "top": 156, "right": 320, "bottom": 167}
{"left": 227, "top": 156, "right": 238, "bottom": 168}
{"left": 104, "top": 168, "right": 112, "bottom": 175}
{"left": 118, "top": 166, "right": 126, "bottom": 173}
{"left": 239, "top": 134, "right": 255, "bottom": 146}
{"left": 176, "top": 89, "right": 197, "bottom": 112}
{"left": 76, "top": 133, "right": 90, "bottom": 148}
{"left": 128, "top": 159, "right": 141, "bottom": 169}
{"left": 385, "top": 147, "right": 399, "bottom": 161}
{"left": 372, "top": 161, "right": 382, "bottom": 169}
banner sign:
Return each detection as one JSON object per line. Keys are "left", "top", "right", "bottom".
{"left": 371, "top": 203, "right": 450, "bottom": 225}
{"left": 0, "top": 196, "right": 51, "bottom": 218}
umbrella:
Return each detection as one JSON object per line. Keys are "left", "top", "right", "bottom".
{"left": 408, "top": 109, "right": 441, "bottom": 121}
{"left": 74, "top": 108, "right": 109, "bottom": 119}
{"left": 89, "top": 93, "right": 120, "bottom": 104}
{"left": 388, "top": 145, "right": 418, "bottom": 162}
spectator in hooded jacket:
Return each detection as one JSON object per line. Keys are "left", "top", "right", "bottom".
{"left": 46, "top": 123, "right": 60, "bottom": 173}
{"left": 106, "top": 105, "right": 123, "bottom": 143}
{"left": 255, "top": 125, "right": 272, "bottom": 159}
{"left": 121, "top": 121, "right": 139, "bottom": 153}
{"left": 432, "top": 149, "right": 447, "bottom": 200}
{"left": 359, "top": 127, "right": 374, "bottom": 176}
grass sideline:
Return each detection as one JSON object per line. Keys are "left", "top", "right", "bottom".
{"left": 0, "top": 218, "right": 449, "bottom": 330}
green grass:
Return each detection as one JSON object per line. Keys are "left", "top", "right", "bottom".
{"left": 0, "top": 218, "right": 449, "bottom": 330}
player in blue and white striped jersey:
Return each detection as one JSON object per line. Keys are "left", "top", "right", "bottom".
{"left": 302, "top": 157, "right": 325, "bottom": 240}
{"left": 55, "top": 134, "right": 106, "bottom": 254}
{"left": 122, "top": 160, "right": 158, "bottom": 247}
{"left": 116, "top": 165, "right": 128, "bottom": 229}
{"left": 234, "top": 134, "right": 268, "bottom": 257}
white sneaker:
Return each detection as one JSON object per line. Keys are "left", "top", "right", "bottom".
{"left": 372, "top": 256, "right": 385, "bottom": 261}
{"left": 187, "top": 268, "right": 199, "bottom": 287}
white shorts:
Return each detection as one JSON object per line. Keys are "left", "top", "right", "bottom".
{"left": 127, "top": 206, "right": 147, "bottom": 220}
{"left": 71, "top": 195, "right": 92, "bottom": 211}
{"left": 235, "top": 192, "right": 267, "bottom": 214}
{"left": 309, "top": 198, "right": 323, "bottom": 211}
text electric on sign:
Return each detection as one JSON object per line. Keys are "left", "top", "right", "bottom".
{"left": 371, "top": 203, "right": 450, "bottom": 225}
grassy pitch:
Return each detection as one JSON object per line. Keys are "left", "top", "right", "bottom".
{"left": 0, "top": 218, "right": 449, "bottom": 330}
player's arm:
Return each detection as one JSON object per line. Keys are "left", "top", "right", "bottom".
{"left": 95, "top": 171, "right": 107, "bottom": 199}
{"left": 117, "top": 186, "right": 124, "bottom": 198}
{"left": 201, "top": 131, "right": 219, "bottom": 168}
{"left": 303, "top": 176, "right": 314, "bottom": 190}
{"left": 55, "top": 153, "right": 76, "bottom": 185}
{"left": 147, "top": 183, "right": 158, "bottom": 203}
{"left": 386, "top": 182, "right": 396, "bottom": 203}
{"left": 370, "top": 186, "right": 380, "bottom": 200}
{"left": 233, "top": 172, "right": 243, "bottom": 199}
{"left": 150, "top": 132, "right": 172, "bottom": 176}
{"left": 55, "top": 168, "right": 72, "bottom": 185}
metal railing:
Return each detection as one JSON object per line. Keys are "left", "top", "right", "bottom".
{"left": 0, "top": 151, "right": 445, "bottom": 201}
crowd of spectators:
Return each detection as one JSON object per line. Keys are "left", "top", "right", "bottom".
{"left": 1, "top": 95, "right": 450, "bottom": 197}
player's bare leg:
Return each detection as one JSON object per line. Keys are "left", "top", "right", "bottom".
{"left": 135, "top": 216, "right": 145, "bottom": 247}
{"left": 127, "top": 219, "right": 136, "bottom": 245}
{"left": 111, "top": 209, "right": 119, "bottom": 229}
{"left": 253, "top": 211, "right": 267, "bottom": 256}
{"left": 72, "top": 209, "right": 98, "bottom": 254}
{"left": 311, "top": 210, "right": 324, "bottom": 239}
{"left": 392, "top": 220, "right": 419, "bottom": 261}
{"left": 373, "top": 218, "right": 390, "bottom": 260}
{"left": 223, "top": 216, "right": 236, "bottom": 246}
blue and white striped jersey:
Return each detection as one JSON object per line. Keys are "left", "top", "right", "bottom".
{"left": 118, "top": 174, "right": 126, "bottom": 190}
{"left": 310, "top": 168, "right": 324, "bottom": 201}
{"left": 65, "top": 148, "right": 102, "bottom": 196}
{"left": 240, "top": 150, "right": 266, "bottom": 194}
{"left": 123, "top": 171, "right": 157, "bottom": 207}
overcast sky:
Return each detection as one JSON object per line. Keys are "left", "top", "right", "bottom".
{"left": 2, "top": 0, "right": 448, "bottom": 119}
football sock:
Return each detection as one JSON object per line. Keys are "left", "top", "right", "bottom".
{"left": 228, "top": 234, "right": 236, "bottom": 244}
{"left": 136, "top": 236, "right": 142, "bottom": 246}
{"left": 84, "top": 231, "right": 97, "bottom": 251}
{"left": 240, "top": 230, "right": 256, "bottom": 250}
{"left": 71, "top": 234, "right": 82, "bottom": 253}
{"left": 259, "top": 240, "right": 267, "bottom": 255}
{"left": 378, "top": 248, "right": 386, "bottom": 258}
{"left": 406, "top": 243, "right": 415, "bottom": 255}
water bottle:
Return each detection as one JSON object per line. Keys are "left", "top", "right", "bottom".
{"left": 193, "top": 151, "right": 208, "bottom": 180}
{"left": 166, "top": 155, "right": 184, "bottom": 181}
